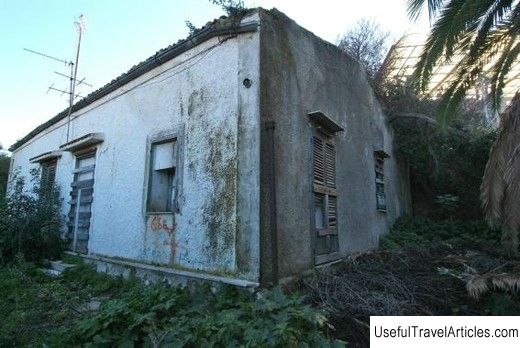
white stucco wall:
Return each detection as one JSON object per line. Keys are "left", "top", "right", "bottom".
{"left": 9, "top": 15, "right": 261, "bottom": 281}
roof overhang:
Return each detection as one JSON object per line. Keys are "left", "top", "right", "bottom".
{"left": 374, "top": 149, "right": 390, "bottom": 158}
{"left": 29, "top": 150, "right": 62, "bottom": 163}
{"left": 59, "top": 133, "right": 104, "bottom": 152}
{"left": 308, "top": 111, "right": 344, "bottom": 134}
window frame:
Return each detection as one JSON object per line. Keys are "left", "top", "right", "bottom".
{"left": 310, "top": 127, "right": 340, "bottom": 264}
{"left": 374, "top": 152, "right": 387, "bottom": 212}
{"left": 144, "top": 129, "right": 183, "bottom": 215}
{"left": 40, "top": 158, "right": 58, "bottom": 193}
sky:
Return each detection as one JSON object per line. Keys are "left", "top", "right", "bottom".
{"left": 0, "top": 0, "right": 429, "bottom": 151}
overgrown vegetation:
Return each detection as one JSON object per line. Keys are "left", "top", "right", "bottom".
{"left": 185, "top": 0, "right": 248, "bottom": 35}
{"left": 0, "top": 259, "right": 342, "bottom": 347}
{"left": 378, "top": 81, "right": 496, "bottom": 219}
{"left": 0, "top": 151, "right": 9, "bottom": 196}
{"left": 380, "top": 215, "right": 501, "bottom": 251}
{"left": 304, "top": 215, "right": 520, "bottom": 345}
{"left": 0, "top": 169, "right": 63, "bottom": 264}
{"left": 404, "top": 0, "right": 520, "bottom": 254}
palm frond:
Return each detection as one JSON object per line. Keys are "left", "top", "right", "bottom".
{"left": 490, "top": 41, "right": 520, "bottom": 111}
{"left": 467, "top": 0, "right": 514, "bottom": 60}
{"left": 481, "top": 93, "right": 520, "bottom": 253}
{"left": 407, "top": 0, "right": 446, "bottom": 20}
{"left": 414, "top": 0, "right": 496, "bottom": 91}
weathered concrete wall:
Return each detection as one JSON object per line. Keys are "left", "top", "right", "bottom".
{"left": 8, "top": 14, "right": 261, "bottom": 281}
{"left": 258, "top": 9, "right": 411, "bottom": 281}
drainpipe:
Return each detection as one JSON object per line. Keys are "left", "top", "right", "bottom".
{"left": 265, "top": 120, "right": 279, "bottom": 285}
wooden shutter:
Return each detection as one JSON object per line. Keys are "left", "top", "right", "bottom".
{"left": 374, "top": 155, "right": 387, "bottom": 211}
{"left": 313, "top": 137, "right": 325, "bottom": 186}
{"left": 328, "top": 195, "right": 337, "bottom": 229}
{"left": 41, "top": 160, "right": 57, "bottom": 190}
{"left": 312, "top": 134, "right": 339, "bottom": 263}
{"left": 325, "top": 143, "right": 336, "bottom": 188}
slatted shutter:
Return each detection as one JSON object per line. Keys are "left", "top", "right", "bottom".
{"left": 374, "top": 154, "right": 387, "bottom": 211}
{"left": 325, "top": 143, "right": 336, "bottom": 188}
{"left": 313, "top": 137, "right": 325, "bottom": 186}
{"left": 328, "top": 195, "right": 337, "bottom": 228}
{"left": 41, "top": 160, "right": 57, "bottom": 192}
{"left": 67, "top": 151, "right": 96, "bottom": 254}
{"left": 312, "top": 135, "right": 339, "bottom": 264}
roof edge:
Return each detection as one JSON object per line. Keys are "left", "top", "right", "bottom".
{"left": 10, "top": 19, "right": 259, "bottom": 152}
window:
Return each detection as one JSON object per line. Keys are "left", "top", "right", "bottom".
{"left": 374, "top": 153, "right": 386, "bottom": 211}
{"left": 147, "top": 139, "right": 177, "bottom": 212}
{"left": 67, "top": 150, "right": 96, "bottom": 254}
{"left": 312, "top": 135, "right": 339, "bottom": 262}
{"left": 40, "top": 159, "right": 57, "bottom": 192}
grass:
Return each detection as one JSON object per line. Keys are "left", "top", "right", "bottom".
{"left": 0, "top": 258, "right": 134, "bottom": 346}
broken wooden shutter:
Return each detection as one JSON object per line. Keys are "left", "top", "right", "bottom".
{"left": 312, "top": 135, "right": 339, "bottom": 264}
{"left": 374, "top": 154, "right": 387, "bottom": 211}
{"left": 313, "top": 137, "right": 325, "bottom": 186}
{"left": 41, "top": 159, "right": 57, "bottom": 192}
{"left": 325, "top": 143, "right": 336, "bottom": 188}
{"left": 328, "top": 195, "right": 337, "bottom": 228}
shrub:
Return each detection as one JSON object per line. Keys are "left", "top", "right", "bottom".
{"left": 0, "top": 169, "right": 64, "bottom": 263}
{"left": 380, "top": 215, "right": 501, "bottom": 251}
{"left": 67, "top": 284, "right": 341, "bottom": 347}
{"left": 0, "top": 152, "right": 9, "bottom": 196}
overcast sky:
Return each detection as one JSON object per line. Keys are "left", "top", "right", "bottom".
{"left": 0, "top": 0, "right": 429, "bottom": 150}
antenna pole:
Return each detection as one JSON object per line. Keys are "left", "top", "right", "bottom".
{"left": 66, "top": 15, "right": 85, "bottom": 142}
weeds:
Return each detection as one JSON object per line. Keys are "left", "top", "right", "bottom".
{"left": 380, "top": 215, "right": 501, "bottom": 251}
{"left": 0, "top": 259, "right": 342, "bottom": 347}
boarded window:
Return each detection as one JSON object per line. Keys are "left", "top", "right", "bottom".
{"left": 147, "top": 140, "right": 177, "bottom": 212}
{"left": 375, "top": 154, "right": 386, "bottom": 211}
{"left": 40, "top": 159, "right": 57, "bottom": 192}
{"left": 312, "top": 134, "right": 339, "bottom": 263}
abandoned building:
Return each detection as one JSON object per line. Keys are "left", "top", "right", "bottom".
{"left": 7, "top": 8, "right": 411, "bottom": 287}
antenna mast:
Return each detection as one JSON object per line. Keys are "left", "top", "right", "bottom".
{"left": 23, "top": 15, "right": 89, "bottom": 143}
{"left": 66, "top": 15, "right": 86, "bottom": 142}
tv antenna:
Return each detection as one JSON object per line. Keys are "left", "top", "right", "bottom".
{"left": 24, "top": 14, "right": 89, "bottom": 142}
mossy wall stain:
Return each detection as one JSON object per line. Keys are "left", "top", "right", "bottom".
{"left": 185, "top": 88, "right": 237, "bottom": 266}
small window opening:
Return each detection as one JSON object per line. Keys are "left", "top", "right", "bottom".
{"left": 374, "top": 154, "right": 387, "bottom": 211}
{"left": 40, "top": 159, "right": 57, "bottom": 193}
{"left": 147, "top": 140, "right": 177, "bottom": 212}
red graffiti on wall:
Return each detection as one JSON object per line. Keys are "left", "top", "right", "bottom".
{"left": 150, "top": 215, "right": 174, "bottom": 235}
{"left": 150, "top": 215, "right": 182, "bottom": 259}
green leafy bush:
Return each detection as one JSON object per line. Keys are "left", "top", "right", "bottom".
{"left": 380, "top": 215, "right": 501, "bottom": 251}
{"left": 0, "top": 152, "right": 9, "bottom": 196}
{"left": 0, "top": 260, "right": 342, "bottom": 347}
{"left": 0, "top": 169, "right": 64, "bottom": 263}
{"left": 67, "top": 284, "right": 341, "bottom": 347}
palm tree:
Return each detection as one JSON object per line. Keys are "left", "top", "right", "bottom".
{"left": 408, "top": 0, "right": 520, "bottom": 252}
